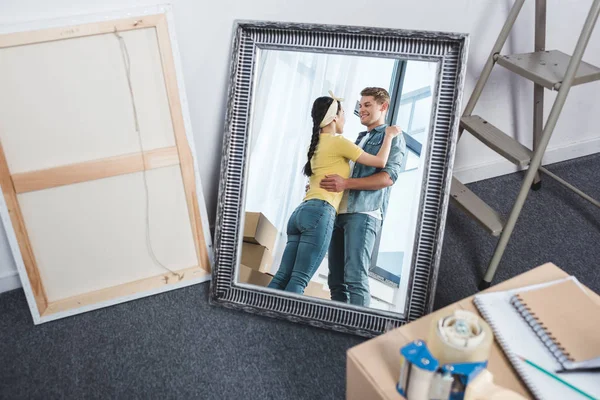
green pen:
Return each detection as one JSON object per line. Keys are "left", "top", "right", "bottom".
{"left": 516, "top": 355, "right": 597, "bottom": 400}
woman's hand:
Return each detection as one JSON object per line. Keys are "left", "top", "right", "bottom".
{"left": 385, "top": 125, "right": 402, "bottom": 138}
{"left": 356, "top": 125, "right": 401, "bottom": 168}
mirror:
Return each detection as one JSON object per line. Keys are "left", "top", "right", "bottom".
{"left": 211, "top": 21, "right": 469, "bottom": 337}
{"left": 241, "top": 49, "right": 437, "bottom": 314}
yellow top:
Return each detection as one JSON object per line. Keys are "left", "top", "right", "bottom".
{"left": 304, "top": 134, "right": 363, "bottom": 211}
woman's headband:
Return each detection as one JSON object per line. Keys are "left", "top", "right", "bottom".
{"left": 319, "top": 90, "right": 344, "bottom": 128}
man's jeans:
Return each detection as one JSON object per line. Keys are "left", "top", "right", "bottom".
{"left": 268, "top": 199, "right": 335, "bottom": 294}
{"left": 327, "top": 213, "right": 380, "bottom": 307}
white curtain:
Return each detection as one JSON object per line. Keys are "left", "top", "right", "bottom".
{"left": 245, "top": 50, "right": 361, "bottom": 269}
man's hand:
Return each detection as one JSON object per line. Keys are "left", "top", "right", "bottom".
{"left": 320, "top": 174, "right": 347, "bottom": 192}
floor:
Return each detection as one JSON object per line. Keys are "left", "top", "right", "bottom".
{"left": 1, "top": 153, "right": 599, "bottom": 399}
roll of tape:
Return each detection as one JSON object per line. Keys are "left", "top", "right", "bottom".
{"left": 403, "top": 364, "right": 435, "bottom": 400}
{"left": 427, "top": 310, "right": 493, "bottom": 365}
{"left": 398, "top": 340, "right": 439, "bottom": 400}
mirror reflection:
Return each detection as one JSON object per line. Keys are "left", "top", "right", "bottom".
{"left": 239, "top": 49, "right": 437, "bottom": 313}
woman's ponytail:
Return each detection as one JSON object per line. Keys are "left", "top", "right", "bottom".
{"left": 303, "top": 96, "right": 340, "bottom": 177}
{"left": 303, "top": 125, "right": 320, "bottom": 176}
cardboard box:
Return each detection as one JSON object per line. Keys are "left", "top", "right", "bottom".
{"left": 347, "top": 305, "right": 461, "bottom": 400}
{"left": 346, "top": 263, "right": 574, "bottom": 400}
{"left": 304, "top": 280, "right": 331, "bottom": 300}
{"left": 238, "top": 264, "right": 273, "bottom": 287}
{"left": 241, "top": 261, "right": 329, "bottom": 299}
{"left": 243, "top": 212, "right": 277, "bottom": 250}
{"left": 241, "top": 242, "right": 273, "bottom": 273}
{"left": 263, "top": 268, "right": 330, "bottom": 299}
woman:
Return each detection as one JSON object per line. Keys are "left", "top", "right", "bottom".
{"left": 267, "top": 91, "right": 401, "bottom": 294}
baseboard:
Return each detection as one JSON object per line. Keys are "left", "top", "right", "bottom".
{"left": 0, "top": 270, "right": 21, "bottom": 294}
{"left": 454, "top": 136, "right": 600, "bottom": 184}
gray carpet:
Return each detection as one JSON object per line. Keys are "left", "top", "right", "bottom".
{"left": 1, "top": 154, "right": 599, "bottom": 400}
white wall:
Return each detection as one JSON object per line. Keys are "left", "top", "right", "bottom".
{"left": 1, "top": 0, "right": 599, "bottom": 292}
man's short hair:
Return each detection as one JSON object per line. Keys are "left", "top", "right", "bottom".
{"left": 360, "top": 87, "right": 391, "bottom": 105}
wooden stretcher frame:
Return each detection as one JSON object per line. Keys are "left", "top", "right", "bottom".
{"left": 0, "top": 5, "right": 213, "bottom": 324}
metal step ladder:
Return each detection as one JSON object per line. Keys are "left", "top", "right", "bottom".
{"left": 450, "top": 0, "right": 600, "bottom": 289}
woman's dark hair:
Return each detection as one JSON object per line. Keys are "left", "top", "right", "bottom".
{"left": 303, "top": 97, "right": 342, "bottom": 177}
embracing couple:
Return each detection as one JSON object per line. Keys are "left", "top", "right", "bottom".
{"left": 267, "top": 87, "right": 406, "bottom": 307}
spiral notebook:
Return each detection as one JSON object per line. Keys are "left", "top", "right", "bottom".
{"left": 473, "top": 277, "right": 600, "bottom": 400}
{"left": 510, "top": 278, "right": 600, "bottom": 371}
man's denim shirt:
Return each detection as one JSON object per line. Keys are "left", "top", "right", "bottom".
{"left": 347, "top": 124, "right": 406, "bottom": 218}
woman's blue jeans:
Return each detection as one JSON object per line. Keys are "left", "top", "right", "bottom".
{"left": 268, "top": 199, "right": 336, "bottom": 294}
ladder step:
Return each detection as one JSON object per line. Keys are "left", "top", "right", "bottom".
{"left": 450, "top": 177, "right": 503, "bottom": 236}
{"left": 497, "top": 50, "right": 600, "bottom": 90}
{"left": 461, "top": 115, "right": 532, "bottom": 167}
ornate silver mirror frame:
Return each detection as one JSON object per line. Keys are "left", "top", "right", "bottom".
{"left": 210, "top": 20, "right": 469, "bottom": 337}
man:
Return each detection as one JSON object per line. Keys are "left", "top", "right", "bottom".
{"left": 320, "top": 87, "right": 406, "bottom": 307}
